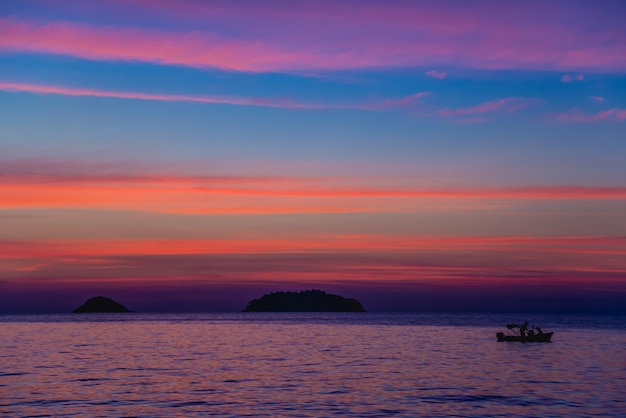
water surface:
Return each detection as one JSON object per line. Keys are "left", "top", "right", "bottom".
{"left": 1, "top": 313, "right": 624, "bottom": 417}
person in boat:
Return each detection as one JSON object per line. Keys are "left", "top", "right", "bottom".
{"left": 535, "top": 327, "right": 544, "bottom": 335}
{"left": 527, "top": 328, "right": 536, "bottom": 337}
{"left": 520, "top": 321, "right": 529, "bottom": 337}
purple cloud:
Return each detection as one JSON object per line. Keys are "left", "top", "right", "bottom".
{"left": 556, "top": 108, "right": 626, "bottom": 123}
{"left": 561, "top": 74, "right": 585, "bottom": 83}
{"left": 438, "top": 97, "right": 534, "bottom": 117}
{"left": 426, "top": 70, "right": 446, "bottom": 79}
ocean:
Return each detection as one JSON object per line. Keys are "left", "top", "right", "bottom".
{"left": 1, "top": 313, "right": 625, "bottom": 417}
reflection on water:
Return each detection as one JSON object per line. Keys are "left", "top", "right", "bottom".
{"left": 1, "top": 314, "right": 625, "bottom": 417}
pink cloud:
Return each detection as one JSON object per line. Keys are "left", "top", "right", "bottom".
{"left": 364, "top": 92, "right": 429, "bottom": 110}
{"left": 556, "top": 108, "right": 626, "bottom": 123}
{"left": 3, "top": 235, "right": 625, "bottom": 260}
{"left": 561, "top": 74, "right": 585, "bottom": 83}
{"left": 3, "top": 160, "right": 626, "bottom": 214}
{"left": 0, "top": 17, "right": 326, "bottom": 73}
{"left": 3, "top": 235, "right": 625, "bottom": 298}
{"left": 0, "top": 81, "right": 378, "bottom": 110}
{"left": 438, "top": 97, "right": 533, "bottom": 116}
{"left": 0, "top": 81, "right": 431, "bottom": 111}
{"left": 5, "top": 155, "right": 625, "bottom": 202}
{"left": 426, "top": 70, "right": 446, "bottom": 79}
{"left": 589, "top": 96, "right": 604, "bottom": 103}
{"left": 0, "top": 81, "right": 333, "bottom": 109}
{"left": 1, "top": 5, "right": 625, "bottom": 73}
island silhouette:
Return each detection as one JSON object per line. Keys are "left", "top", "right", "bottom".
{"left": 72, "top": 296, "right": 131, "bottom": 313}
{"left": 243, "top": 289, "right": 365, "bottom": 312}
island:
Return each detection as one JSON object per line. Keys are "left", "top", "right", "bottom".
{"left": 242, "top": 289, "right": 365, "bottom": 312}
{"left": 72, "top": 296, "right": 131, "bottom": 313}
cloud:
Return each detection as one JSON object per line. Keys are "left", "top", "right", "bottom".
{"left": 561, "top": 74, "right": 585, "bottom": 83}
{"left": 437, "top": 97, "right": 533, "bottom": 117}
{"left": 0, "top": 81, "right": 428, "bottom": 111}
{"left": 1, "top": 7, "right": 625, "bottom": 73}
{"left": 555, "top": 108, "right": 626, "bottom": 123}
{"left": 0, "top": 156, "right": 311, "bottom": 185}
{"left": 2, "top": 156, "right": 625, "bottom": 217}
{"left": 426, "top": 70, "right": 446, "bottom": 79}
{"left": 589, "top": 96, "right": 604, "bottom": 103}
{"left": 3, "top": 235, "right": 625, "bottom": 259}
{"left": 3, "top": 180, "right": 625, "bottom": 216}
{"left": 3, "top": 235, "right": 625, "bottom": 309}
{"left": 0, "top": 81, "right": 337, "bottom": 110}
{"left": 364, "top": 92, "right": 429, "bottom": 110}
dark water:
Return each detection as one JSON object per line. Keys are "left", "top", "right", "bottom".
{"left": 1, "top": 313, "right": 625, "bottom": 417}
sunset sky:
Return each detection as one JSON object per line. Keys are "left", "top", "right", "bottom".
{"left": 1, "top": 0, "right": 625, "bottom": 313}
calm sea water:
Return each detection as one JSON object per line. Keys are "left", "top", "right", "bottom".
{"left": 1, "top": 313, "right": 625, "bottom": 417}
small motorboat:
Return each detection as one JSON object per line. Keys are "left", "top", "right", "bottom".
{"left": 497, "top": 323, "right": 553, "bottom": 342}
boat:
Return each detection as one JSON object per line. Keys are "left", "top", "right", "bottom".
{"left": 496, "top": 323, "right": 553, "bottom": 342}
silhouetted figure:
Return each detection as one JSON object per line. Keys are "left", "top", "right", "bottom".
{"left": 497, "top": 323, "right": 553, "bottom": 342}
{"left": 520, "top": 321, "right": 529, "bottom": 337}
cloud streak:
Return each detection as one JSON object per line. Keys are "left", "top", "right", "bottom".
{"left": 2, "top": 157, "right": 625, "bottom": 215}
{"left": 561, "top": 74, "right": 584, "bottom": 83}
{"left": 363, "top": 92, "right": 429, "bottom": 110}
{"left": 556, "top": 108, "right": 626, "bottom": 123}
{"left": 1, "top": 6, "right": 625, "bottom": 73}
{"left": 3, "top": 235, "right": 625, "bottom": 259}
{"left": 0, "top": 81, "right": 341, "bottom": 110}
{"left": 426, "top": 70, "right": 446, "bottom": 79}
{"left": 4, "top": 234, "right": 624, "bottom": 307}
{"left": 437, "top": 97, "right": 534, "bottom": 117}
{"left": 0, "top": 81, "right": 431, "bottom": 111}
{"left": 2, "top": 175, "right": 625, "bottom": 216}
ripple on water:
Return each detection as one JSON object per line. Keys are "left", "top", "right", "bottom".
{"left": 0, "top": 314, "right": 625, "bottom": 417}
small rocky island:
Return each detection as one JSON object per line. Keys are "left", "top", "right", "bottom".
{"left": 72, "top": 296, "right": 131, "bottom": 313}
{"left": 243, "top": 289, "right": 365, "bottom": 312}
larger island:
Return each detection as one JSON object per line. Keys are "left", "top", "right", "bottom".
{"left": 72, "top": 296, "right": 131, "bottom": 313}
{"left": 242, "top": 289, "right": 365, "bottom": 312}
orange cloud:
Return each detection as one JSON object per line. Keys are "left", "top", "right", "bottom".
{"left": 1, "top": 179, "right": 625, "bottom": 216}
{"left": 3, "top": 235, "right": 624, "bottom": 259}
{"left": 3, "top": 234, "right": 624, "bottom": 296}
{"left": 1, "top": 157, "right": 624, "bottom": 216}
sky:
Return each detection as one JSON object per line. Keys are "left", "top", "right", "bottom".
{"left": 1, "top": 0, "right": 625, "bottom": 313}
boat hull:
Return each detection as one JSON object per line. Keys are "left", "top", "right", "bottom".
{"left": 496, "top": 332, "right": 553, "bottom": 342}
